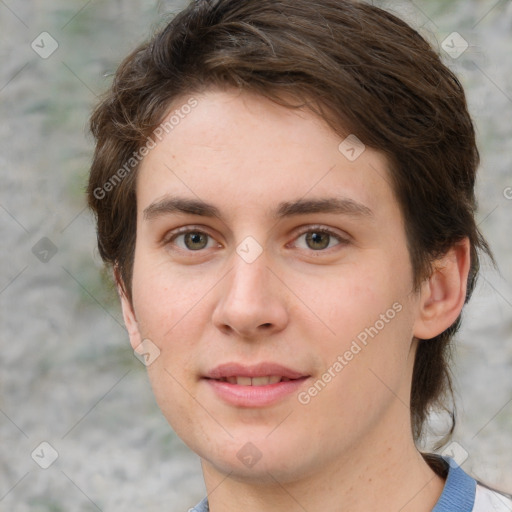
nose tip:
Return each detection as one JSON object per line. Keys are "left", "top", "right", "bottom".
{"left": 211, "top": 260, "right": 289, "bottom": 339}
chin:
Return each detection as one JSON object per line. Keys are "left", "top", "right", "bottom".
{"left": 194, "top": 434, "right": 319, "bottom": 484}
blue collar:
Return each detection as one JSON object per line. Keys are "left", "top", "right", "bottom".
{"left": 432, "top": 456, "right": 476, "bottom": 512}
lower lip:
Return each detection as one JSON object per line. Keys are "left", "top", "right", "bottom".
{"left": 204, "top": 377, "right": 309, "bottom": 407}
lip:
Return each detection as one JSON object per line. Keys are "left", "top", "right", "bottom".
{"left": 204, "top": 362, "right": 307, "bottom": 380}
{"left": 203, "top": 362, "right": 310, "bottom": 407}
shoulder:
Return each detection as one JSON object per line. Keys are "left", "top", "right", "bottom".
{"left": 473, "top": 483, "right": 512, "bottom": 512}
{"left": 426, "top": 453, "right": 511, "bottom": 512}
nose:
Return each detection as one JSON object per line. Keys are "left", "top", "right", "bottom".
{"left": 211, "top": 249, "right": 289, "bottom": 340}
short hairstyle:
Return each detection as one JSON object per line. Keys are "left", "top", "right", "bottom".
{"left": 87, "top": 0, "right": 493, "bottom": 448}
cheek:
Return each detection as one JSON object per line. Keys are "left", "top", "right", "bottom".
{"left": 318, "top": 262, "right": 404, "bottom": 338}
{"left": 130, "top": 258, "right": 208, "bottom": 418}
{"left": 131, "top": 251, "right": 211, "bottom": 344}
{"left": 300, "top": 303, "right": 415, "bottom": 449}
{"left": 311, "top": 258, "right": 416, "bottom": 400}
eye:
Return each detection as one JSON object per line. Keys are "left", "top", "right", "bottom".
{"left": 291, "top": 226, "right": 348, "bottom": 252}
{"left": 164, "top": 225, "right": 349, "bottom": 254}
{"left": 165, "top": 227, "right": 219, "bottom": 252}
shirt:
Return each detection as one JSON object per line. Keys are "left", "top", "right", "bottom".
{"left": 188, "top": 456, "right": 512, "bottom": 511}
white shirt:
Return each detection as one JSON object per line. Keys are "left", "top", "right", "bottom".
{"left": 474, "top": 484, "right": 512, "bottom": 511}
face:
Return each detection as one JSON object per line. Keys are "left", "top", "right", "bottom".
{"left": 122, "top": 89, "right": 426, "bottom": 484}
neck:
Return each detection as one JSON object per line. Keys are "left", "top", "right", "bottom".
{"left": 201, "top": 402, "right": 445, "bottom": 512}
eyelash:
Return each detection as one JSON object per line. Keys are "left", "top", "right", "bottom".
{"left": 163, "top": 225, "right": 349, "bottom": 254}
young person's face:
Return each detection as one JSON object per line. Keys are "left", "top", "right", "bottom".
{"left": 122, "top": 89, "right": 429, "bottom": 482}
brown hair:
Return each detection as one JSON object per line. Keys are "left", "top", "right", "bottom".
{"left": 87, "top": 0, "right": 493, "bottom": 448}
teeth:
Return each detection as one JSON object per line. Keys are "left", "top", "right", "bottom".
{"left": 251, "top": 376, "right": 272, "bottom": 386}
{"left": 223, "top": 376, "right": 284, "bottom": 386}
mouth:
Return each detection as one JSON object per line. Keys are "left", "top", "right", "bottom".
{"left": 202, "top": 362, "right": 310, "bottom": 407}
{"left": 210, "top": 375, "right": 298, "bottom": 385}
{"left": 204, "top": 361, "right": 308, "bottom": 382}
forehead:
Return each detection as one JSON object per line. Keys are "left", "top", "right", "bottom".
{"left": 136, "top": 89, "right": 399, "bottom": 224}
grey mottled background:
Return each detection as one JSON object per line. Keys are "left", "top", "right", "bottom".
{"left": 0, "top": 1, "right": 511, "bottom": 510}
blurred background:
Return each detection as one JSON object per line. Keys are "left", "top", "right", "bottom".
{"left": 0, "top": 0, "right": 511, "bottom": 510}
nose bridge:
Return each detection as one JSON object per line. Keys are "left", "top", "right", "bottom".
{"left": 212, "top": 240, "right": 289, "bottom": 337}
{"left": 228, "top": 241, "right": 273, "bottom": 302}
{"left": 227, "top": 225, "right": 272, "bottom": 288}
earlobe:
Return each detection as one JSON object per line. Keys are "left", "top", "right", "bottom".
{"left": 119, "top": 288, "right": 143, "bottom": 350}
{"left": 114, "top": 270, "right": 143, "bottom": 350}
{"left": 413, "top": 239, "right": 471, "bottom": 340}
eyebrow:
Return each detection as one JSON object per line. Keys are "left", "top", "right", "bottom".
{"left": 143, "top": 195, "right": 374, "bottom": 222}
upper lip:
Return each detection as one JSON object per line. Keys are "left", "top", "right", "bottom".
{"left": 204, "top": 362, "right": 308, "bottom": 380}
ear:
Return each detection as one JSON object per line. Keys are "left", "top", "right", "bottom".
{"left": 114, "top": 267, "right": 142, "bottom": 351}
{"left": 413, "top": 238, "right": 471, "bottom": 340}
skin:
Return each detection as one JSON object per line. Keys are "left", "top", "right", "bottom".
{"left": 120, "top": 89, "right": 471, "bottom": 512}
